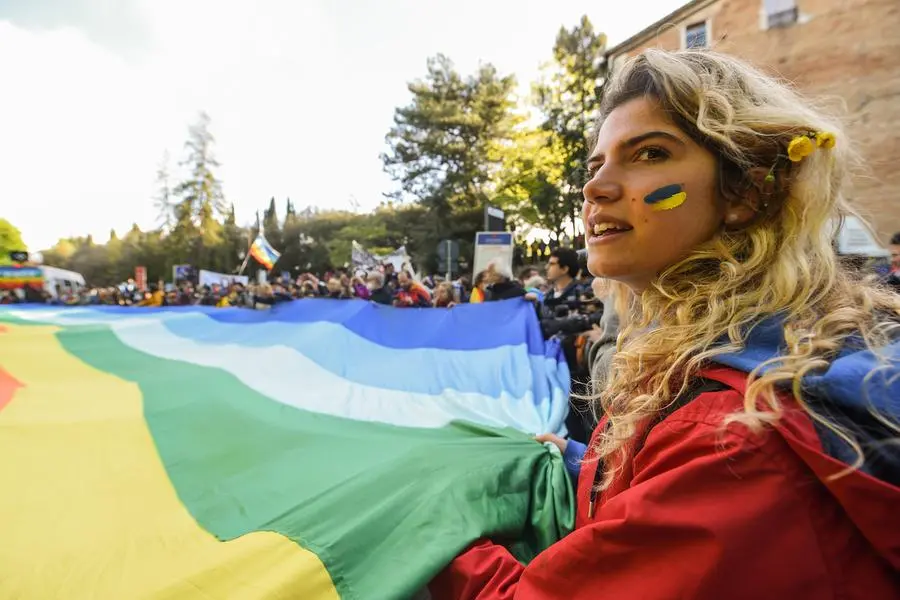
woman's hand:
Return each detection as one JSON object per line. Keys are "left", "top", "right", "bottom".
{"left": 535, "top": 433, "right": 568, "bottom": 454}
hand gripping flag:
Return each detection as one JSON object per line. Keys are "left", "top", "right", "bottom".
{"left": 0, "top": 299, "right": 574, "bottom": 599}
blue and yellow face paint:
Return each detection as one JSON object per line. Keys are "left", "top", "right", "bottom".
{"left": 644, "top": 184, "right": 687, "bottom": 212}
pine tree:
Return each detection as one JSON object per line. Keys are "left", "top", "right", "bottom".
{"left": 535, "top": 16, "right": 608, "bottom": 237}
{"left": 382, "top": 54, "right": 520, "bottom": 239}
{"left": 171, "top": 112, "right": 226, "bottom": 268}
{"left": 153, "top": 151, "right": 175, "bottom": 231}
{"left": 262, "top": 196, "right": 282, "bottom": 251}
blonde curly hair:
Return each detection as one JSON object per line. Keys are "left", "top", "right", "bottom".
{"left": 590, "top": 49, "right": 900, "bottom": 490}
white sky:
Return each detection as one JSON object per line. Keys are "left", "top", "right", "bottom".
{"left": 0, "top": 0, "right": 687, "bottom": 250}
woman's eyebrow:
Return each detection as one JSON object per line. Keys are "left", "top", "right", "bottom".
{"left": 587, "top": 130, "right": 685, "bottom": 165}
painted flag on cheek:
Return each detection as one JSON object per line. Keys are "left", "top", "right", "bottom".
{"left": 0, "top": 300, "right": 574, "bottom": 599}
{"left": 644, "top": 183, "right": 687, "bottom": 212}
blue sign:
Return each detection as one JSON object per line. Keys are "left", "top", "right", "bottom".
{"left": 173, "top": 264, "right": 192, "bottom": 280}
{"left": 475, "top": 232, "right": 513, "bottom": 246}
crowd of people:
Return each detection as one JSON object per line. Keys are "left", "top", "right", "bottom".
{"left": 1, "top": 248, "right": 604, "bottom": 315}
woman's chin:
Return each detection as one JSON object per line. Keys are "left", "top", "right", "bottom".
{"left": 586, "top": 260, "right": 650, "bottom": 292}
{"left": 586, "top": 258, "right": 631, "bottom": 281}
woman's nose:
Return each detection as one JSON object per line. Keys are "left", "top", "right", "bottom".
{"left": 582, "top": 168, "right": 624, "bottom": 205}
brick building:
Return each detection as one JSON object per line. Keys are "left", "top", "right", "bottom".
{"left": 606, "top": 0, "right": 900, "bottom": 242}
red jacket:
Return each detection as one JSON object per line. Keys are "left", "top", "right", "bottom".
{"left": 430, "top": 366, "right": 900, "bottom": 599}
{"left": 394, "top": 283, "right": 431, "bottom": 308}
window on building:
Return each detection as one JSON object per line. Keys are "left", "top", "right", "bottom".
{"left": 764, "top": 0, "right": 798, "bottom": 28}
{"left": 684, "top": 21, "right": 708, "bottom": 49}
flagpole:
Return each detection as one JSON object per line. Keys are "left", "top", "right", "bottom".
{"left": 237, "top": 211, "right": 259, "bottom": 276}
{"left": 237, "top": 249, "right": 251, "bottom": 276}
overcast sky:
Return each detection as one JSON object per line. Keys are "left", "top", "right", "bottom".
{"left": 0, "top": 0, "right": 687, "bottom": 250}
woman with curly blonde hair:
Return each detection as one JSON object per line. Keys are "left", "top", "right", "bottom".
{"left": 431, "top": 49, "right": 900, "bottom": 599}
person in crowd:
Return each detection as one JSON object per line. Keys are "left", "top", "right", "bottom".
{"left": 883, "top": 232, "right": 900, "bottom": 293}
{"left": 393, "top": 270, "right": 431, "bottom": 308}
{"left": 518, "top": 267, "right": 539, "bottom": 286}
{"left": 541, "top": 248, "right": 581, "bottom": 316}
{"left": 296, "top": 279, "right": 317, "bottom": 298}
{"left": 483, "top": 267, "right": 526, "bottom": 302}
{"left": 137, "top": 284, "right": 164, "bottom": 307}
{"left": 349, "top": 270, "right": 371, "bottom": 300}
{"left": 382, "top": 262, "right": 399, "bottom": 291}
{"left": 433, "top": 281, "right": 457, "bottom": 308}
{"left": 469, "top": 271, "right": 487, "bottom": 304}
{"left": 523, "top": 275, "right": 548, "bottom": 303}
{"left": 325, "top": 277, "right": 351, "bottom": 299}
{"left": 365, "top": 270, "right": 393, "bottom": 305}
{"left": 430, "top": 49, "right": 900, "bottom": 599}
{"left": 454, "top": 276, "right": 470, "bottom": 304}
{"left": 270, "top": 282, "right": 292, "bottom": 303}
{"left": 253, "top": 282, "right": 276, "bottom": 310}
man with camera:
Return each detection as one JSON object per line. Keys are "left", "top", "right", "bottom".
{"left": 541, "top": 249, "right": 581, "bottom": 318}
{"left": 533, "top": 248, "right": 607, "bottom": 442}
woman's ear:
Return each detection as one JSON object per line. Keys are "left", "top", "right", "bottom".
{"left": 723, "top": 205, "right": 756, "bottom": 228}
{"left": 724, "top": 166, "right": 782, "bottom": 229}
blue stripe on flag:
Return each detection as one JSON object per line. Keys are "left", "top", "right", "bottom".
{"left": 42, "top": 299, "right": 547, "bottom": 353}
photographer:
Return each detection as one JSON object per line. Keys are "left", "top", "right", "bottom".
{"left": 535, "top": 248, "right": 607, "bottom": 443}
{"left": 540, "top": 248, "right": 581, "bottom": 318}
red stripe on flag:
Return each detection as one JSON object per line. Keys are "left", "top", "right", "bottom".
{"left": 0, "top": 325, "right": 24, "bottom": 412}
{"left": 0, "top": 367, "right": 23, "bottom": 412}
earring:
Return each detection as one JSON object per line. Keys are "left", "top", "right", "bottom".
{"left": 726, "top": 213, "right": 740, "bottom": 223}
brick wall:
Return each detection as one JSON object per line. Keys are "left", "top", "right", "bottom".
{"left": 608, "top": 0, "right": 900, "bottom": 242}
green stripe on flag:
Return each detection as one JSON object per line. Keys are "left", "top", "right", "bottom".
{"left": 57, "top": 325, "right": 574, "bottom": 599}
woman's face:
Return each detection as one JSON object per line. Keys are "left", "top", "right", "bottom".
{"left": 582, "top": 97, "right": 723, "bottom": 292}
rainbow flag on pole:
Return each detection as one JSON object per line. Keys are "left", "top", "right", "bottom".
{"left": 0, "top": 299, "right": 573, "bottom": 599}
{"left": 249, "top": 233, "right": 281, "bottom": 271}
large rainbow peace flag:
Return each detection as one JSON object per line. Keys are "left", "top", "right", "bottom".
{"left": 0, "top": 299, "right": 574, "bottom": 599}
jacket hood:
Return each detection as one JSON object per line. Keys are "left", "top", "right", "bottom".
{"left": 709, "top": 316, "right": 900, "bottom": 570}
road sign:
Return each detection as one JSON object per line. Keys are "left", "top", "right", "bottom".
{"left": 437, "top": 239, "right": 461, "bottom": 279}
{"left": 484, "top": 205, "right": 505, "bottom": 232}
{"left": 473, "top": 232, "right": 514, "bottom": 277}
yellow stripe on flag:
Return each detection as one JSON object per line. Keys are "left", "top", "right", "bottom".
{"left": 0, "top": 324, "right": 339, "bottom": 600}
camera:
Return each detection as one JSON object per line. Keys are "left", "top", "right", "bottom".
{"left": 540, "top": 297, "right": 603, "bottom": 338}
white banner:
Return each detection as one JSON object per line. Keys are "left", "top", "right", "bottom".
{"left": 198, "top": 269, "right": 250, "bottom": 288}
{"left": 352, "top": 241, "right": 418, "bottom": 278}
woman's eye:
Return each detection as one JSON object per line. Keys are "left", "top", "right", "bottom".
{"left": 635, "top": 147, "right": 669, "bottom": 162}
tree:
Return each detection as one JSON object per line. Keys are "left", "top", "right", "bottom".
{"left": 171, "top": 112, "right": 226, "bottom": 269}
{"left": 0, "top": 219, "right": 26, "bottom": 262}
{"left": 153, "top": 151, "right": 175, "bottom": 231}
{"left": 534, "top": 16, "right": 608, "bottom": 239}
{"left": 284, "top": 198, "right": 297, "bottom": 227}
{"left": 382, "top": 54, "right": 521, "bottom": 239}
{"left": 220, "top": 203, "right": 246, "bottom": 273}
{"left": 494, "top": 127, "right": 570, "bottom": 240}
{"left": 262, "top": 197, "right": 282, "bottom": 251}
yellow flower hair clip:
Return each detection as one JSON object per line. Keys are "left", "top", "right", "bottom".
{"left": 787, "top": 131, "right": 836, "bottom": 162}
